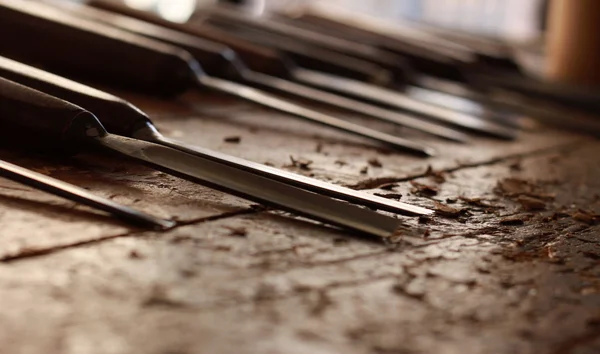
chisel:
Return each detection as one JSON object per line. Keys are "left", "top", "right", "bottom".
{"left": 0, "top": 55, "right": 432, "bottom": 216}
{"left": 0, "top": 76, "right": 420, "bottom": 238}
{"left": 194, "top": 16, "right": 517, "bottom": 138}
{"left": 275, "top": 5, "right": 592, "bottom": 114}
{"left": 58, "top": 1, "right": 467, "bottom": 142}
{"left": 0, "top": 158, "right": 173, "bottom": 230}
{"left": 0, "top": 0, "right": 433, "bottom": 156}
{"left": 84, "top": 0, "right": 517, "bottom": 137}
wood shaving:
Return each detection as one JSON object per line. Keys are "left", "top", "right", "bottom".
{"left": 433, "top": 201, "right": 462, "bottom": 218}
{"left": 367, "top": 158, "right": 383, "bottom": 168}
{"left": 379, "top": 183, "right": 398, "bottom": 190}
{"left": 499, "top": 215, "right": 527, "bottom": 225}
{"left": 374, "top": 193, "right": 403, "bottom": 200}
{"left": 424, "top": 165, "right": 446, "bottom": 183}
{"left": 224, "top": 226, "right": 248, "bottom": 237}
{"left": 572, "top": 210, "right": 598, "bottom": 225}
{"left": 411, "top": 181, "right": 439, "bottom": 196}
{"left": 459, "top": 196, "right": 494, "bottom": 207}
{"left": 223, "top": 136, "right": 241, "bottom": 143}
{"left": 289, "top": 155, "right": 313, "bottom": 170}
{"left": 517, "top": 195, "right": 546, "bottom": 211}
{"left": 359, "top": 166, "right": 368, "bottom": 174}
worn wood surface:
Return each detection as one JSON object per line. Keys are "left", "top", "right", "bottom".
{"left": 0, "top": 89, "right": 599, "bottom": 354}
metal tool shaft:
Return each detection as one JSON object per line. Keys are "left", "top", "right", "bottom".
{"left": 94, "top": 134, "right": 409, "bottom": 238}
{"left": 197, "top": 75, "right": 437, "bottom": 156}
{"left": 0, "top": 159, "right": 174, "bottom": 229}
{"left": 133, "top": 122, "right": 432, "bottom": 216}
{"left": 293, "top": 68, "right": 517, "bottom": 139}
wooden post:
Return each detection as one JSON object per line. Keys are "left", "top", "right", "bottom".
{"left": 546, "top": 0, "right": 600, "bottom": 87}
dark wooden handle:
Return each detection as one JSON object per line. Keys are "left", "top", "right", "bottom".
{"left": 0, "top": 0, "right": 195, "bottom": 96}
{"left": 87, "top": 0, "right": 292, "bottom": 77}
{"left": 0, "top": 77, "right": 105, "bottom": 153}
{"left": 0, "top": 56, "right": 151, "bottom": 137}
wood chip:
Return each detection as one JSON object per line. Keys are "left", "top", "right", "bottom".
{"left": 359, "top": 166, "right": 368, "bottom": 174}
{"left": 424, "top": 165, "right": 446, "bottom": 183}
{"left": 223, "top": 135, "right": 241, "bottom": 143}
{"left": 433, "top": 201, "right": 462, "bottom": 218}
{"left": 315, "top": 142, "right": 324, "bottom": 153}
{"left": 334, "top": 160, "right": 348, "bottom": 166}
{"left": 367, "top": 158, "right": 383, "bottom": 168}
{"left": 572, "top": 211, "right": 597, "bottom": 225}
{"left": 499, "top": 215, "right": 527, "bottom": 225}
{"left": 517, "top": 195, "right": 546, "bottom": 211}
{"left": 379, "top": 183, "right": 398, "bottom": 190}
{"left": 224, "top": 226, "right": 248, "bottom": 237}
{"left": 459, "top": 196, "right": 493, "bottom": 207}
{"left": 411, "top": 181, "right": 439, "bottom": 196}
{"left": 289, "top": 155, "right": 313, "bottom": 170}
{"left": 498, "top": 178, "right": 532, "bottom": 196}
{"left": 374, "top": 193, "right": 403, "bottom": 200}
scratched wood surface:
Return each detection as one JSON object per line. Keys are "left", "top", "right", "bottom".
{"left": 0, "top": 88, "right": 598, "bottom": 354}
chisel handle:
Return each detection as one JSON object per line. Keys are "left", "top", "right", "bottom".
{"left": 0, "top": 77, "right": 105, "bottom": 153}
{"left": 0, "top": 56, "right": 151, "bottom": 137}
{"left": 0, "top": 0, "right": 196, "bottom": 96}
{"left": 87, "top": 0, "right": 293, "bottom": 77}
{"left": 58, "top": 2, "right": 243, "bottom": 79}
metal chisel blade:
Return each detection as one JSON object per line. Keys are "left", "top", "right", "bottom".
{"left": 0, "top": 159, "right": 174, "bottom": 229}
{"left": 93, "top": 134, "right": 415, "bottom": 238}
{"left": 293, "top": 68, "right": 518, "bottom": 139}
{"left": 241, "top": 71, "right": 468, "bottom": 142}
{"left": 197, "top": 75, "right": 437, "bottom": 156}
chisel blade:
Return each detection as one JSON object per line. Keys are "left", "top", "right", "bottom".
{"left": 93, "top": 134, "right": 417, "bottom": 238}
{"left": 197, "top": 75, "right": 438, "bottom": 156}
{"left": 293, "top": 68, "right": 518, "bottom": 139}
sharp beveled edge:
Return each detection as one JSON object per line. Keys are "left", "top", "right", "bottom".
{"left": 196, "top": 75, "right": 436, "bottom": 157}
{"left": 0, "top": 159, "right": 174, "bottom": 230}
{"left": 241, "top": 70, "right": 469, "bottom": 142}
{"left": 293, "top": 68, "right": 519, "bottom": 140}
{"left": 150, "top": 135, "right": 433, "bottom": 217}
{"left": 94, "top": 134, "right": 408, "bottom": 238}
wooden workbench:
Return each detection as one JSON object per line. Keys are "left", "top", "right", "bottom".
{"left": 0, "top": 89, "right": 598, "bottom": 354}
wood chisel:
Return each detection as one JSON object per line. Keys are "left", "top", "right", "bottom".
{"left": 216, "top": 8, "right": 531, "bottom": 130}
{"left": 0, "top": 76, "right": 422, "bottom": 238}
{"left": 191, "top": 17, "right": 517, "bottom": 139}
{"left": 0, "top": 0, "right": 433, "bottom": 157}
{"left": 0, "top": 55, "right": 431, "bottom": 217}
{"left": 84, "top": 0, "right": 517, "bottom": 138}
{"left": 276, "top": 5, "right": 599, "bottom": 115}
{"left": 57, "top": 1, "right": 467, "bottom": 143}
{"left": 0, "top": 157, "right": 173, "bottom": 230}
